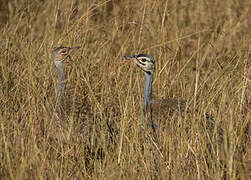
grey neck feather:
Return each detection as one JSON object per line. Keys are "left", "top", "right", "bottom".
{"left": 143, "top": 72, "right": 153, "bottom": 113}
{"left": 140, "top": 71, "right": 154, "bottom": 130}
{"left": 140, "top": 71, "right": 158, "bottom": 131}
{"left": 55, "top": 62, "right": 66, "bottom": 98}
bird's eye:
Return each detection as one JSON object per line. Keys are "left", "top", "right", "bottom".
{"left": 141, "top": 58, "right": 147, "bottom": 62}
{"left": 61, "top": 49, "right": 67, "bottom": 54}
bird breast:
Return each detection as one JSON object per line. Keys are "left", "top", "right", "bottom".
{"left": 145, "top": 98, "right": 187, "bottom": 127}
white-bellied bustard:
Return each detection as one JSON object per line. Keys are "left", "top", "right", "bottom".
{"left": 124, "top": 54, "right": 214, "bottom": 133}
{"left": 51, "top": 46, "right": 88, "bottom": 140}
{"left": 52, "top": 46, "right": 80, "bottom": 99}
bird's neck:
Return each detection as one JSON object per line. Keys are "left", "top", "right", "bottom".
{"left": 143, "top": 72, "right": 153, "bottom": 112}
{"left": 55, "top": 62, "right": 66, "bottom": 98}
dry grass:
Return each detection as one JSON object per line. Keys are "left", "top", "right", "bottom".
{"left": 0, "top": 0, "right": 250, "bottom": 179}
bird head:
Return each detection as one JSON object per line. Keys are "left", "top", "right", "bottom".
{"left": 52, "top": 46, "right": 80, "bottom": 67}
{"left": 124, "top": 54, "right": 155, "bottom": 75}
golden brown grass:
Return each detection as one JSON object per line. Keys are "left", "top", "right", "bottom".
{"left": 0, "top": 0, "right": 250, "bottom": 179}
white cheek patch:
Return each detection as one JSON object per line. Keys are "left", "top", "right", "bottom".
{"left": 54, "top": 59, "right": 64, "bottom": 66}
{"left": 137, "top": 63, "right": 146, "bottom": 69}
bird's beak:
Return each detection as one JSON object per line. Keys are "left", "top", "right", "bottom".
{"left": 123, "top": 55, "right": 141, "bottom": 68}
{"left": 72, "top": 46, "right": 81, "bottom": 50}
{"left": 66, "top": 46, "right": 81, "bottom": 61}
{"left": 69, "top": 46, "right": 81, "bottom": 54}
{"left": 123, "top": 55, "right": 137, "bottom": 61}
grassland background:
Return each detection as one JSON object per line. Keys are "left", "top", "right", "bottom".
{"left": 0, "top": 0, "right": 250, "bottom": 179}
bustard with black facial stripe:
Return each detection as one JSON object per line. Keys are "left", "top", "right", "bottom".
{"left": 124, "top": 54, "right": 212, "bottom": 131}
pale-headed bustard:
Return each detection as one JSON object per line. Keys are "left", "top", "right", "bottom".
{"left": 52, "top": 46, "right": 80, "bottom": 98}
{"left": 50, "top": 46, "right": 83, "bottom": 140}
{"left": 124, "top": 54, "right": 213, "bottom": 131}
